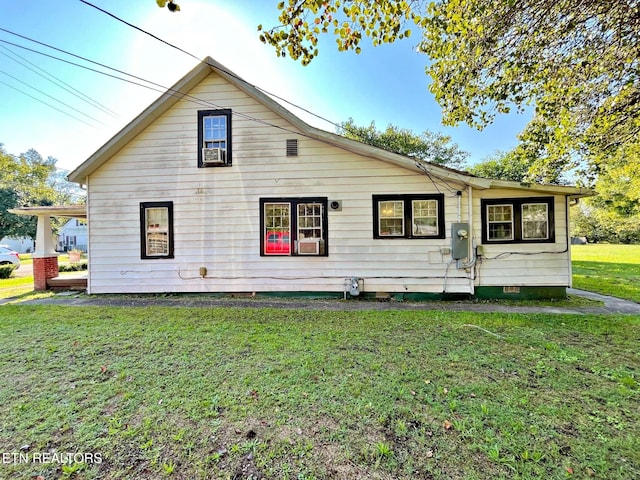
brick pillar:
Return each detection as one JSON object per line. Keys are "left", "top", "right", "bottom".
{"left": 33, "top": 256, "right": 59, "bottom": 291}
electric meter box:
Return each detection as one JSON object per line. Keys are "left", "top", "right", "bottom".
{"left": 451, "top": 222, "right": 470, "bottom": 260}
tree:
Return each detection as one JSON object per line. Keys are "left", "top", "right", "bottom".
{"left": 338, "top": 118, "right": 468, "bottom": 168}
{"left": 156, "top": 0, "right": 180, "bottom": 12}
{"left": 253, "top": 0, "right": 638, "bottom": 183}
{"left": 571, "top": 201, "right": 640, "bottom": 244}
{"left": 467, "top": 151, "right": 532, "bottom": 183}
{"left": 0, "top": 144, "right": 82, "bottom": 239}
{"left": 572, "top": 141, "right": 640, "bottom": 243}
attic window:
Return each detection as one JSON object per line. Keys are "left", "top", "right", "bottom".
{"left": 286, "top": 139, "right": 298, "bottom": 157}
{"left": 197, "top": 109, "right": 232, "bottom": 167}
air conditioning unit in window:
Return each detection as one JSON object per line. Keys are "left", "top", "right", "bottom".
{"left": 298, "top": 239, "right": 320, "bottom": 255}
{"left": 202, "top": 148, "right": 226, "bottom": 165}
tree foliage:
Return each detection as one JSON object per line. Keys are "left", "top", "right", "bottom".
{"left": 256, "top": 0, "right": 639, "bottom": 182}
{"left": 571, "top": 202, "right": 640, "bottom": 244}
{"left": 338, "top": 118, "right": 468, "bottom": 169}
{"left": 467, "top": 151, "right": 532, "bottom": 183}
{"left": 156, "top": 0, "right": 180, "bottom": 12}
{"left": 0, "top": 144, "right": 84, "bottom": 239}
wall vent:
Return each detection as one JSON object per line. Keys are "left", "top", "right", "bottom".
{"left": 286, "top": 139, "right": 298, "bottom": 156}
{"left": 503, "top": 286, "right": 521, "bottom": 294}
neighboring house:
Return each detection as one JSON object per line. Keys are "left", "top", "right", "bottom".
{"left": 57, "top": 218, "right": 88, "bottom": 252}
{"left": 68, "top": 57, "right": 592, "bottom": 299}
{"left": 0, "top": 236, "right": 35, "bottom": 254}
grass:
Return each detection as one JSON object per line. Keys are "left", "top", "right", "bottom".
{"left": 0, "top": 276, "right": 35, "bottom": 299}
{"left": 0, "top": 306, "right": 638, "bottom": 479}
{"left": 572, "top": 244, "right": 640, "bottom": 302}
{"left": 0, "top": 244, "right": 638, "bottom": 478}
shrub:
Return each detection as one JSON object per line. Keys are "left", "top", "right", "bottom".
{"left": 0, "top": 264, "right": 16, "bottom": 279}
{"left": 59, "top": 261, "right": 88, "bottom": 272}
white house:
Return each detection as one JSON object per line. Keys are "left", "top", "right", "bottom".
{"left": 67, "top": 57, "right": 592, "bottom": 299}
{"left": 57, "top": 218, "right": 88, "bottom": 252}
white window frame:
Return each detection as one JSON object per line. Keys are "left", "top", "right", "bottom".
{"left": 412, "top": 199, "right": 439, "bottom": 236}
{"left": 261, "top": 198, "right": 328, "bottom": 256}
{"left": 378, "top": 200, "right": 405, "bottom": 237}
{"left": 486, "top": 204, "right": 514, "bottom": 242}
{"left": 373, "top": 194, "right": 445, "bottom": 239}
{"left": 481, "top": 197, "right": 555, "bottom": 244}
{"left": 522, "top": 203, "right": 550, "bottom": 240}
{"left": 202, "top": 115, "right": 227, "bottom": 150}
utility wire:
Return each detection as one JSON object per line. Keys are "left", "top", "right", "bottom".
{"left": 0, "top": 28, "right": 181, "bottom": 96}
{"left": 0, "top": 69, "right": 106, "bottom": 127}
{"left": 79, "top": 0, "right": 200, "bottom": 62}
{"left": 0, "top": 31, "right": 469, "bottom": 187}
{"left": 0, "top": 38, "right": 169, "bottom": 96}
{"left": 0, "top": 44, "right": 119, "bottom": 118}
{"left": 0, "top": 79, "right": 98, "bottom": 128}
{"left": 0, "top": 16, "right": 471, "bottom": 187}
{"left": 0, "top": 34, "right": 346, "bottom": 145}
{"left": 76, "top": 0, "right": 474, "bottom": 183}
{"left": 76, "top": 1, "right": 392, "bottom": 145}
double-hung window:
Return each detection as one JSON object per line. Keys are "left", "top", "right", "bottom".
{"left": 140, "top": 201, "right": 174, "bottom": 259}
{"left": 482, "top": 197, "right": 554, "bottom": 243}
{"left": 198, "top": 109, "right": 232, "bottom": 167}
{"left": 260, "top": 197, "right": 328, "bottom": 256}
{"left": 373, "top": 194, "right": 445, "bottom": 239}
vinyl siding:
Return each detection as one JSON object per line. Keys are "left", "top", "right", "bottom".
{"left": 473, "top": 190, "right": 571, "bottom": 287}
{"left": 87, "top": 71, "right": 473, "bottom": 294}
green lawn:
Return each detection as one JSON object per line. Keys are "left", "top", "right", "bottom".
{"left": 0, "top": 306, "right": 638, "bottom": 479}
{"left": 0, "top": 276, "right": 34, "bottom": 299}
{"left": 0, "top": 245, "right": 638, "bottom": 477}
{"left": 572, "top": 244, "right": 640, "bottom": 302}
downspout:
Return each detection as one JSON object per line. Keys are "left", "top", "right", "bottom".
{"left": 86, "top": 176, "right": 91, "bottom": 295}
{"left": 468, "top": 185, "right": 475, "bottom": 295}
{"left": 453, "top": 186, "right": 477, "bottom": 294}
{"left": 443, "top": 192, "right": 463, "bottom": 293}
{"left": 566, "top": 196, "right": 572, "bottom": 288}
{"left": 453, "top": 189, "right": 477, "bottom": 290}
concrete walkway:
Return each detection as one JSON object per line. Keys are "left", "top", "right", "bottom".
{"left": 7, "top": 288, "right": 640, "bottom": 314}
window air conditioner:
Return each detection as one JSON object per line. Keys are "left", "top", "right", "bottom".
{"left": 297, "top": 239, "right": 320, "bottom": 255}
{"left": 202, "top": 148, "right": 226, "bottom": 165}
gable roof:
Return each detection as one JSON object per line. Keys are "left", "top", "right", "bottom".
{"left": 68, "top": 57, "right": 592, "bottom": 198}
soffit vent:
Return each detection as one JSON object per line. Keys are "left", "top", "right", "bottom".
{"left": 286, "top": 139, "right": 298, "bottom": 157}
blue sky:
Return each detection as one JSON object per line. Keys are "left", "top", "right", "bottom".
{"left": 0, "top": 0, "right": 531, "bottom": 171}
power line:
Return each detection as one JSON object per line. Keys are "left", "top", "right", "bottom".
{"left": 76, "top": 0, "right": 368, "bottom": 140}
{"left": 0, "top": 37, "right": 168, "bottom": 96}
{"left": 0, "top": 44, "right": 119, "bottom": 118}
{"left": 0, "top": 15, "right": 468, "bottom": 185}
{"left": 76, "top": 0, "right": 467, "bottom": 177}
{"left": 2, "top": 9, "right": 408, "bottom": 153}
{"left": 0, "top": 69, "right": 106, "bottom": 127}
{"left": 0, "top": 79, "right": 98, "bottom": 128}
{"left": 0, "top": 28, "right": 179, "bottom": 96}
{"left": 79, "top": 0, "right": 200, "bottom": 62}
{"left": 0, "top": 34, "right": 329, "bottom": 144}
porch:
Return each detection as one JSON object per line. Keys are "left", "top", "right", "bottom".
{"left": 8, "top": 205, "right": 88, "bottom": 291}
{"left": 47, "top": 272, "right": 88, "bottom": 291}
